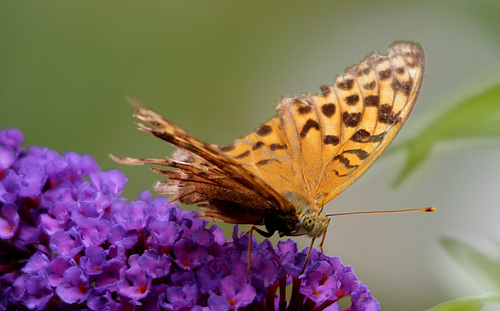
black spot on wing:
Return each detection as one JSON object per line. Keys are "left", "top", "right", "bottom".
{"left": 392, "top": 78, "right": 413, "bottom": 96}
{"left": 364, "top": 95, "right": 379, "bottom": 107}
{"left": 297, "top": 104, "right": 313, "bottom": 115}
{"left": 345, "top": 95, "right": 360, "bottom": 106}
{"left": 234, "top": 150, "right": 250, "bottom": 159}
{"left": 218, "top": 145, "right": 235, "bottom": 152}
{"left": 337, "top": 79, "right": 354, "bottom": 90}
{"left": 270, "top": 143, "right": 286, "bottom": 150}
{"left": 299, "top": 119, "right": 320, "bottom": 138}
{"left": 363, "top": 81, "right": 376, "bottom": 90}
{"left": 324, "top": 135, "right": 340, "bottom": 146}
{"left": 351, "top": 129, "right": 386, "bottom": 143}
{"left": 342, "top": 112, "right": 362, "bottom": 127}
{"left": 343, "top": 149, "right": 369, "bottom": 160}
{"left": 320, "top": 85, "right": 331, "bottom": 96}
{"left": 378, "top": 68, "right": 392, "bottom": 80}
{"left": 252, "top": 142, "right": 265, "bottom": 151}
{"left": 256, "top": 125, "right": 272, "bottom": 136}
{"left": 334, "top": 154, "right": 358, "bottom": 169}
{"left": 321, "top": 104, "right": 336, "bottom": 118}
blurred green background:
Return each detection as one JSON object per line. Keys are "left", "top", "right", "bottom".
{"left": 2, "top": 1, "right": 500, "bottom": 310}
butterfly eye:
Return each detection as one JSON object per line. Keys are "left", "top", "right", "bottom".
{"left": 301, "top": 215, "right": 315, "bottom": 232}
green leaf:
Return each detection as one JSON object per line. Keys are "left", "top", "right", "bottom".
{"left": 440, "top": 237, "right": 500, "bottom": 289}
{"left": 425, "top": 293, "right": 500, "bottom": 311}
{"left": 393, "top": 81, "right": 500, "bottom": 185}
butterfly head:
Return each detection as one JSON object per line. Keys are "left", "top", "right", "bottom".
{"left": 282, "top": 191, "right": 330, "bottom": 238}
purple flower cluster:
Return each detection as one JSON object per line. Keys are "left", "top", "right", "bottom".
{"left": 0, "top": 128, "right": 380, "bottom": 311}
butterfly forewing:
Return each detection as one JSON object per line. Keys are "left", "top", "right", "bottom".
{"left": 217, "top": 43, "right": 424, "bottom": 208}
{"left": 315, "top": 43, "right": 424, "bottom": 206}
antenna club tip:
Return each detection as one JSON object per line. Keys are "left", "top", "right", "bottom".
{"left": 426, "top": 207, "right": 436, "bottom": 212}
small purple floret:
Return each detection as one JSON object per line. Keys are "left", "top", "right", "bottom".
{"left": 55, "top": 266, "right": 91, "bottom": 304}
{"left": 0, "top": 129, "right": 380, "bottom": 310}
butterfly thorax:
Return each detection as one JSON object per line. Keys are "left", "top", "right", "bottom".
{"left": 265, "top": 191, "right": 330, "bottom": 238}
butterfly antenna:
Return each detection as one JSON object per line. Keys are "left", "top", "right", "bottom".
{"left": 325, "top": 207, "right": 435, "bottom": 218}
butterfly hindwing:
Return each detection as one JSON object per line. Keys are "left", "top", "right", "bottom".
{"left": 124, "top": 103, "right": 296, "bottom": 215}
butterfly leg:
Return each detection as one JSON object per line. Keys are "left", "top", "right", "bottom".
{"left": 241, "top": 226, "right": 274, "bottom": 283}
{"left": 239, "top": 227, "right": 253, "bottom": 238}
{"left": 240, "top": 225, "right": 273, "bottom": 238}
{"left": 300, "top": 225, "right": 328, "bottom": 274}
{"left": 246, "top": 226, "right": 255, "bottom": 283}
{"left": 301, "top": 237, "right": 317, "bottom": 274}
{"left": 301, "top": 227, "right": 329, "bottom": 274}
{"left": 318, "top": 225, "right": 329, "bottom": 253}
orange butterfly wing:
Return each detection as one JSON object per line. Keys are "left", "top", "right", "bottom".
{"left": 217, "top": 43, "right": 424, "bottom": 207}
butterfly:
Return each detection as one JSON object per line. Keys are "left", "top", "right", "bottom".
{"left": 112, "top": 43, "right": 425, "bottom": 269}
